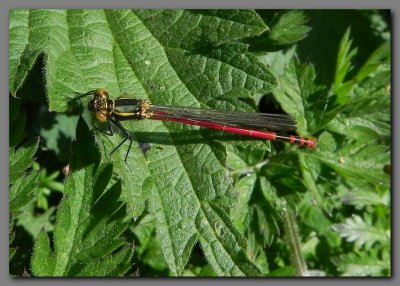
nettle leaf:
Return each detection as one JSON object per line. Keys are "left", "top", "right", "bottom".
{"left": 332, "top": 215, "right": 389, "bottom": 249}
{"left": 10, "top": 9, "right": 273, "bottom": 276}
{"left": 31, "top": 164, "right": 133, "bottom": 276}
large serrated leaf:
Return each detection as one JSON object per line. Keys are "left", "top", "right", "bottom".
{"left": 10, "top": 9, "right": 278, "bottom": 276}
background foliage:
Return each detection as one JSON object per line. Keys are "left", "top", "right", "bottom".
{"left": 9, "top": 9, "right": 390, "bottom": 277}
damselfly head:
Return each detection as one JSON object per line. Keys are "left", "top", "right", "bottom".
{"left": 95, "top": 88, "right": 109, "bottom": 100}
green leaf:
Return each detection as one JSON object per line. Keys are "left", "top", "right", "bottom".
{"left": 143, "top": 9, "right": 268, "bottom": 49}
{"left": 40, "top": 113, "right": 80, "bottom": 162}
{"left": 5, "top": 9, "right": 272, "bottom": 275}
{"left": 332, "top": 215, "right": 389, "bottom": 249}
{"left": 9, "top": 216, "right": 16, "bottom": 261}
{"left": 196, "top": 203, "right": 262, "bottom": 276}
{"left": 298, "top": 153, "right": 326, "bottom": 211}
{"left": 312, "top": 140, "right": 390, "bottom": 189}
{"left": 9, "top": 9, "right": 275, "bottom": 108}
{"left": 9, "top": 138, "right": 39, "bottom": 184}
{"left": 266, "top": 266, "right": 296, "bottom": 276}
{"left": 31, "top": 164, "right": 133, "bottom": 276}
{"left": 31, "top": 229, "right": 56, "bottom": 276}
{"left": 268, "top": 10, "right": 311, "bottom": 46}
{"left": 16, "top": 204, "right": 56, "bottom": 238}
{"left": 131, "top": 215, "right": 170, "bottom": 274}
{"left": 272, "top": 57, "right": 319, "bottom": 135}
{"left": 340, "top": 187, "right": 390, "bottom": 209}
{"left": 9, "top": 9, "right": 43, "bottom": 95}
{"left": 355, "top": 42, "right": 390, "bottom": 82}
{"left": 10, "top": 170, "right": 39, "bottom": 212}
{"left": 334, "top": 27, "right": 358, "bottom": 102}
{"left": 283, "top": 206, "right": 307, "bottom": 276}
{"left": 249, "top": 10, "right": 311, "bottom": 52}
{"left": 77, "top": 246, "right": 134, "bottom": 276}
{"left": 332, "top": 250, "right": 390, "bottom": 276}
{"left": 327, "top": 67, "right": 390, "bottom": 143}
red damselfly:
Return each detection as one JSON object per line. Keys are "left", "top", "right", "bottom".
{"left": 72, "top": 88, "right": 317, "bottom": 162}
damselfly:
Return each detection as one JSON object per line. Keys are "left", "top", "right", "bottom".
{"left": 72, "top": 88, "right": 317, "bottom": 161}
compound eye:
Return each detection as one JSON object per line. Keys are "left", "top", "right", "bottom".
{"left": 88, "top": 100, "right": 96, "bottom": 112}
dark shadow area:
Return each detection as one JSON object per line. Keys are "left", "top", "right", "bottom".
{"left": 296, "top": 10, "right": 390, "bottom": 86}
{"left": 9, "top": 224, "right": 34, "bottom": 276}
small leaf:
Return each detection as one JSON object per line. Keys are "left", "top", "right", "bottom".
{"left": 268, "top": 10, "right": 311, "bottom": 46}
{"left": 327, "top": 68, "right": 390, "bottom": 143}
{"left": 9, "top": 216, "right": 17, "bottom": 261}
{"left": 40, "top": 113, "right": 80, "bottom": 162}
{"left": 332, "top": 215, "right": 389, "bottom": 249}
{"left": 31, "top": 229, "right": 56, "bottom": 276}
{"left": 9, "top": 138, "right": 39, "bottom": 184}
{"left": 272, "top": 57, "right": 319, "bottom": 135}
{"left": 332, "top": 250, "right": 389, "bottom": 276}
{"left": 77, "top": 246, "right": 134, "bottom": 276}
{"left": 334, "top": 27, "right": 358, "bottom": 102}
{"left": 10, "top": 171, "right": 39, "bottom": 212}
{"left": 16, "top": 205, "right": 56, "bottom": 238}
{"left": 313, "top": 141, "right": 390, "bottom": 189}
{"left": 340, "top": 188, "right": 390, "bottom": 209}
{"left": 355, "top": 42, "right": 390, "bottom": 82}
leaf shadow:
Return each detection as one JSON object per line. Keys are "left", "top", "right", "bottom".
{"left": 132, "top": 130, "right": 271, "bottom": 146}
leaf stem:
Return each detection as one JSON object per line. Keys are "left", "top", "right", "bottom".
{"left": 283, "top": 202, "right": 307, "bottom": 276}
